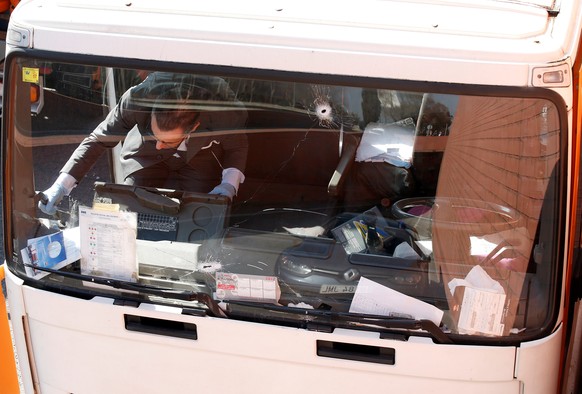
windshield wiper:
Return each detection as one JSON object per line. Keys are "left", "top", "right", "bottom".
{"left": 227, "top": 301, "right": 452, "bottom": 344}
{"left": 333, "top": 311, "right": 451, "bottom": 344}
{"left": 23, "top": 264, "right": 227, "bottom": 317}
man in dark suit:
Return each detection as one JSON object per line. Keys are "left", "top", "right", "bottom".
{"left": 39, "top": 72, "right": 248, "bottom": 215}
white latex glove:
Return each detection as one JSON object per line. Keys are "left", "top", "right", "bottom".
{"left": 208, "top": 168, "right": 245, "bottom": 200}
{"left": 221, "top": 168, "right": 245, "bottom": 189}
{"left": 38, "top": 173, "right": 77, "bottom": 215}
{"left": 209, "top": 183, "right": 236, "bottom": 200}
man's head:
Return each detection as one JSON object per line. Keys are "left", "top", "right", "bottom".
{"left": 151, "top": 86, "right": 203, "bottom": 150}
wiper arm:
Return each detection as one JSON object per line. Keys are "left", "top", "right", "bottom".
{"left": 227, "top": 301, "right": 452, "bottom": 344}
{"left": 24, "top": 264, "right": 227, "bottom": 318}
{"left": 333, "top": 312, "right": 452, "bottom": 344}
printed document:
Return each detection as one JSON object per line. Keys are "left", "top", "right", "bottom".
{"left": 79, "top": 206, "right": 138, "bottom": 282}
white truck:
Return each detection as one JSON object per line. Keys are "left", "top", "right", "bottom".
{"left": 1, "top": 0, "right": 581, "bottom": 393}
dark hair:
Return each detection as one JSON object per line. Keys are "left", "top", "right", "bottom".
{"left": 152, "top": 86, "right": 205, "bottom": 131}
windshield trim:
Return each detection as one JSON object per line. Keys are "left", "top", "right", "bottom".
{"left": 2, "top": 49, "right": 569, "bottom": 345}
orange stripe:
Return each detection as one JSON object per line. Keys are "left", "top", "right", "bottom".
{"left": 0, "top": 265, "right": 21, "bottom": 394}
{"left": 559, "top": 40, "right": 582, "bottom": 393}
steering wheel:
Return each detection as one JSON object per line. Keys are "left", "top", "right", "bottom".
{"left": 391, "top": 197, "right": 520, "bottom": 235}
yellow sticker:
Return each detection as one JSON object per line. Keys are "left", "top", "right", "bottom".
{"left": 22, "top": 67, "right": 39, "bottom": 83}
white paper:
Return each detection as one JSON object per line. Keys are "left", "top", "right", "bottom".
{"left": 355, "top": 122, "right": 415, "bottom": 168}
{"left": 62, "top": 227, "right": 82, "bottom": 261}
{"left": 349, "top": 277, "right": 443, "bottom": 326}
{"left": 415, "top": 240, "right": 433, "bottom": 256}
{"left": 448, "top": 265, "right": 505, "bottom": 296}
{"left": 215, "top": 272, "right": 280, "bottom": 303}
{"left": 393, "top": 242, "right": 420, "bottom": 259}
{"left": 79, "top": 206, "right": 138, "bottom": 282}
{"left": 457, "top": 287, "right": 506, "bottom": 336}
{"left": 282, "top": 226, "right": 326, "bottom": 237}
{"left": 448, "top": 265, "right": 506, "bottom": 336}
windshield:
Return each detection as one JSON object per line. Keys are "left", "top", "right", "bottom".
{"left": 3, "top": 57, "right": 563, "bottom": 342}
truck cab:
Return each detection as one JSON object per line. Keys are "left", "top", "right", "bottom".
{"left": 2, "top": 1, "right": 582, "bottom": 393}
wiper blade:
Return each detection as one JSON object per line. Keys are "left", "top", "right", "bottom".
{"left": 227, "top": 301, "right": 452, "bottom": 344}
{"left": 24, "top": 264, "right": 227, "bottom": 317}
{"left": 335, "top": 313, "right": 451, "bottom": 344}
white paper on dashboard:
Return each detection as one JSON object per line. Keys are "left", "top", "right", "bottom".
{"left": 349, "top": 276, "right": 443, "bottom": 326}
{"left": 448, "top": 265, "right": 506, "bottom": 336}
{"left": 79, "top": 206, "right": 138, "bottom": 282}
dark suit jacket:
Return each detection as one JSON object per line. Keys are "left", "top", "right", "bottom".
{"left": 61, "top": 72, "right": 248, "bottom": 187}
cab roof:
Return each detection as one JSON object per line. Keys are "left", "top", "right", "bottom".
{"left": 7, "top": 0, "right": 582, "bottom": 86}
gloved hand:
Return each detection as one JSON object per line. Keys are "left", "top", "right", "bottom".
{"left": 38, "top": 183, "right": 68, "bottom": 215}
{"left": 209, "top": 183, "right": 236, "bottom": 200}
{"left": 38, "top": 173, "right": 77, "bottom": 215}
